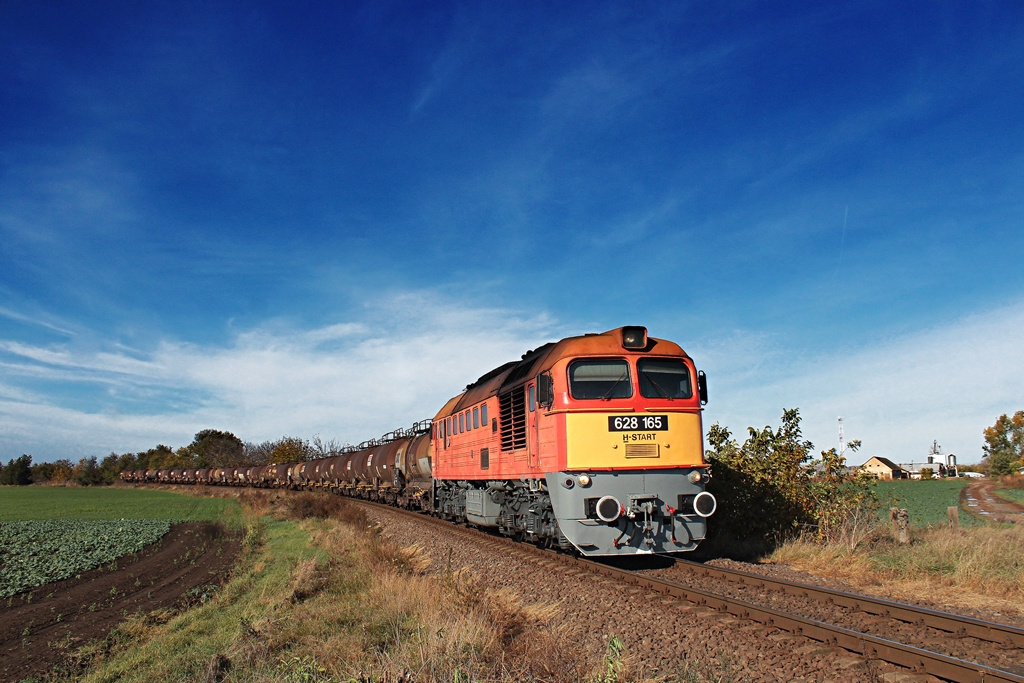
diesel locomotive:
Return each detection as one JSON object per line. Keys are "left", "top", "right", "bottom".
{"left": 123, "top": 326, "right": 717, "bottom": 556}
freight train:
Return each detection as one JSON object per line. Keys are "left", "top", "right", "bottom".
{"left": 123, "top": 327, "right": 717, "bottom": 556}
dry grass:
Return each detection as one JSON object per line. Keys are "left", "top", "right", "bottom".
{"left": 301, "top": 511, "right": 589, "bottom": 682}
{"left": 79, "top": 491, "right": 625, "bottom": 683}
{"left": 768, "top": 522, "right": 1024, "bottom": 618}
{"left": 998, "top": 473, "right": 1024, "bottom": 489}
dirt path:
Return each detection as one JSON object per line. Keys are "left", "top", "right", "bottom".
{"left": 0, "top": 521, "right": 241, "bottom": 683}
{"left": 963, "top": 480, "right": 1024, "bottom": 523}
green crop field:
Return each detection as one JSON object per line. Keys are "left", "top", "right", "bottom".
{"left": 996, "top": 487, "right": 1024, "bottom": 505}
{"left": 0, "top": 487, "right": 241, "bottom": 597}
{"left": 0, "top": 486, "right": 240, "bottom": 525}
{"left": 0, "top": 519, "right": 174, "bottom": 598}
{"left": 872, "top": 479, "right": 984, "bottom": 528}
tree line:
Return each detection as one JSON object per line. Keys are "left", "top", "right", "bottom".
{"left": 4, "top": 410, "right": 1021, "bottom": 494}
{"left": 0, "top": 430, "right": 351, "bottom": 487}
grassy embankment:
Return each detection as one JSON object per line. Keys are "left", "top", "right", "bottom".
{"left": 23, "top": 487, "right": 675, "bottom": 683}
{"left": 995, "top": 474, "right": 1024, "bottom": 505}
{"left": 768, "top": 478, "right": 1024, "bottom": 615}
{"left": 997, "top": 488, "right": 1024, "bottom": 504}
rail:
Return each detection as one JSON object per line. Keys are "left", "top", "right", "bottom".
{"left": 670, "top": 559, "right": 1024, "bottom": 648}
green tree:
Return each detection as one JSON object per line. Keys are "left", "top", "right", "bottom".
{"left": 72, "top": 456, "right": 104, "bottom": 486}
{"left": 269, "top": 436, "right": 311, "bottom": 464}
{"left": 96, "top": 452, "right": 139, "bottom": 483}
{"left": 983, "top": 411, "right": 1024, "bottom": 476}
{"left": 137, "top": 444, "right": 176, "bottom": 470}
{"left": 187, "top": 429, "right": 244, "bottom": 467}
{"left": 0, "top": 455, "right": 33, "bottom": 485}
{"left": 30, "top": 460, "right": 56, "bottom": 482}
{"left": 50, "top": 459, "right": 74, "bottom": 483}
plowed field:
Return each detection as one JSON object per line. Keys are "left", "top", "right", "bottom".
{"left": 0, "top": 522, "right": 240, "bottom": 682}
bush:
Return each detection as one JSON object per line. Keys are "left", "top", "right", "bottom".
{"left": 282, "top": 492, "right": 348, "bottom": 520}
{"left": 999, "top": 473, "right": 1024, "bottom": 490}
{"left": 705, "top": 409, "right": 878, "bottom": 553}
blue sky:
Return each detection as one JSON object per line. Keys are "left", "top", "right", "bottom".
{"left": 2, "top": 1, "right": 1022, "bottom": 465}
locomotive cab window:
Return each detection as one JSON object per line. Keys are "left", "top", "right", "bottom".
{"left": 569, "top": 359, "right": 632, "bottom": 399}
{"left": 638, "top": 358, "right": 693, "bottom": 399}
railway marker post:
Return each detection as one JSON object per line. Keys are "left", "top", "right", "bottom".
{"left": 889, "top": 507, "right": 910, "bottom": 544}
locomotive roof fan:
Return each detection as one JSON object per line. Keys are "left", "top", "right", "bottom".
{"left": 621, "top": 326, "right": 647, "bottom": 349}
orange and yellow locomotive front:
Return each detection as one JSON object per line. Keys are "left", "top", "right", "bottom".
{"left": 543, "top": 360, "right": 707, "bottom": 474}
{"left": 432, "top": 327, "right": 716, "bottom": 555}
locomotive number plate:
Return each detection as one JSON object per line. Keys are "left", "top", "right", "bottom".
{"left": 608, "top": 415, "right": 668, "bottom": 431}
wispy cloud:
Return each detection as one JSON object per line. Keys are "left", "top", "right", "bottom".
{"left": 0, "top": 293, "right": 563, "bottom": 461}
{"left": 698, "top": 299, "right": 1024, "bottom": 464}
{"left": 0, "top": 146, "right": 140, "bottom": 244}
{"left": 0, "top": 307, "right": 75, "bottom": 337}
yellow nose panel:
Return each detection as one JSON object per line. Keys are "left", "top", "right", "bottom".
{"left": 564, "top": 412, "right": 704, "bottom": 470}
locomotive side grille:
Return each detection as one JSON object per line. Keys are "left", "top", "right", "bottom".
{"left": 499, "top": 387, "right": 527, "bottom": 452}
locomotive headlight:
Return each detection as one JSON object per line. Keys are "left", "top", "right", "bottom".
{"left": 693, "top": 491, "right": 717, "bottom": 518}
{"left": 595, "top": 495, "right": 622, "bottom": 522}
{"left": 688, "top": 470, "right": 702, "bottom": 483}
{"left": 621, "top": 326, "right": 648, "bottom": 349}
{"left": 577, "top": 473, "right": 591, "bottom": 487}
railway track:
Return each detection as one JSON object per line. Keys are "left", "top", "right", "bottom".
{"left": 361, "top": 500, "right": 1024, "bottom": 683}
{"left": 663, "top": 560, "right": 1024, "bottom": 649}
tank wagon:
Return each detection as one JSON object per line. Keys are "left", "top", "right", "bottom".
{"left": 124, "top": 327, "right": 717, "bottom": 556}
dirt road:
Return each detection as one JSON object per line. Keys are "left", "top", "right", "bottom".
{"left": 963, "top": 480, "right": 1024, "bottom": 523}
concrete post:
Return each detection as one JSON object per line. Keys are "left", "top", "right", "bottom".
{"left": 890, "top": 507, "right": 910, "bottom": 544}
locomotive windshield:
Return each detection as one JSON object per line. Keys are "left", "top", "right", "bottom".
{"left": 638, "top": 358, "right": 693, "bottom": 399}
{"left": 569, "top": 359, "right": 632, "bottom": 399}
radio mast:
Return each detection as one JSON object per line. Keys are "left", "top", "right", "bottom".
{"left": 838, "top": 416, "right": 845, "bottom": 456}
